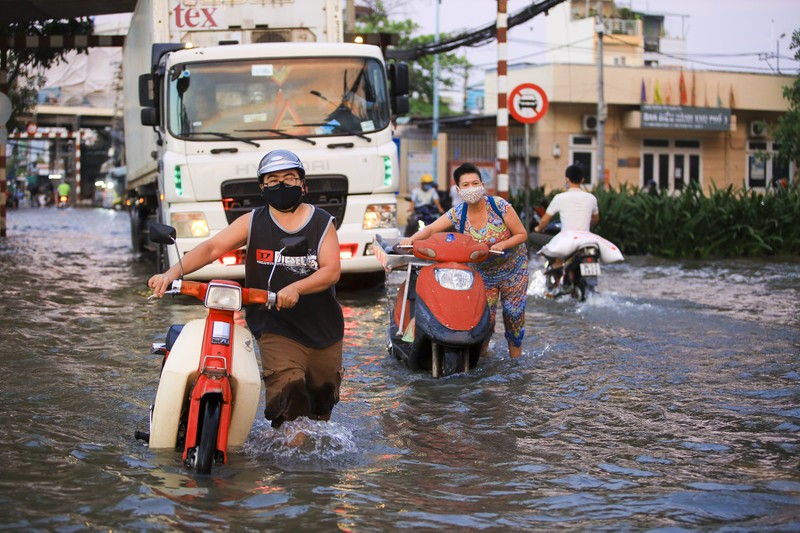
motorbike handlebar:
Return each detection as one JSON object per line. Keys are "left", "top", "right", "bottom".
{"left": 157, "top": 279, "right": 278, "bottom": 308}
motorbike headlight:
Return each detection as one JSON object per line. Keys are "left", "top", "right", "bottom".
{"left": 434, "top": 268, "right": 474, "bottom": 291}
{"left": 171, "top": 212, "right": 210, "bottom": 238}
{"left": 362, "top": 203, "right": 397, "bottom": 229}
{"left": 204, "top": 282, "right": 242, "bottom": 311}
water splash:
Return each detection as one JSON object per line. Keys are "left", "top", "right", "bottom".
{"left": 526, "top": 268, "right": 548, "bottom": 298}
{"left": 243, "top": 418, "right": 357, "bottom": 461}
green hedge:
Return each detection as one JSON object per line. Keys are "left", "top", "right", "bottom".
{"left": 510, "top": 182, "right": 800, "bottom": 258}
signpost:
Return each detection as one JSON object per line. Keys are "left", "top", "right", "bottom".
{"left": 509, "top": 83, "right": 549, "bottom": 231}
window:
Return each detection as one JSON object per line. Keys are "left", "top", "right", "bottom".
{"left": 167, "top": 56, "right": 391, "bottom": 140}
{"left": 570, "top": 135, "right": 596, "bottom": 186}
{"left": 641, "top": 138, "right": 701, "bottom": 192}
{"left": 747, "top": 141, "right": 791, "bottom": 189}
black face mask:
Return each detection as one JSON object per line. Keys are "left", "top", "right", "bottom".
{"left": 261, "top": 183, "right": 303, "bottom": 212}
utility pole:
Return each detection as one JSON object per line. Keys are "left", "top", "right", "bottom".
{"left": 432, "top": 0, "right": 441, "bottom": 184}
{"left": 595, "top": 0, "right": 606, "bottom": 188}
{"left": 496, "top": 0, "right": 509, "bottom": 199}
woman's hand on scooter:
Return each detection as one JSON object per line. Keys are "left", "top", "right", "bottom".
{"left": 489, "top": 243, "right": 506, "bottom": 255}
{"left": 148, "top": 272, "right": 178, "bottom": 299}
{"left": 275, "top": 285, "right": 300, "bottom": 310}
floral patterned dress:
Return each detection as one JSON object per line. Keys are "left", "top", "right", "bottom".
{"left": 446, "top": 196, "right": 528, "bottom": 348}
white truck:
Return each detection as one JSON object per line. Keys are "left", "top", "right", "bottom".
{"left": 123, "top": 0, "right": 408, "bottom": 279}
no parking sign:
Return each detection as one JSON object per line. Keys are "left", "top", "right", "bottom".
{"left": 509, "top": 83, "right": 549, "bottom": 124}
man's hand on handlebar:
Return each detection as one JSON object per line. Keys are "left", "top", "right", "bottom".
{"left": 148, "top": 272, "right": 178, "bottom": 299}
{"left": 275, "top": 285, "right": 300, "bottom": 310}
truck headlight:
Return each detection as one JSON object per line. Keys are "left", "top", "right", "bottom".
{"left": 204, "top": 282, "right": 242, "bottom": 311}
{"left": 434, "top": 268, "right": 474, "bottom": 291}
{"left": 363, "top": 203, "right": 397, "bottom": 229}
{"left": 171, "top": 212, "right": 209, "bottom": 238}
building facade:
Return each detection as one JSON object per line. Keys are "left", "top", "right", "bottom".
{"left": 401, "top": 0, "right": 795, "bottom": 196}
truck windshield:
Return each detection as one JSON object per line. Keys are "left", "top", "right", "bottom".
{"left": 167, "top": 56, "right": 391, "bottom": 140}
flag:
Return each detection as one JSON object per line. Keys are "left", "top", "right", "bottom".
{"left": 640, "top": 79, "right": 647, "bottom": 103}
{"left": 729, "top": 85, "right": 736, "bottom": 109}
{"left": 666, "top": 81, "right": 673, "bottom": 105}
{"left": 716, "top": 82, "right": 722, "bottom": 108}
{"left": 654, "top": 80, "right": 663, "bottom": 104}
{"left": 679, "top": 70, "right": 688, "bottom": 106}
{"left": 691, "top": 71, "right": 696, "bottom": 107}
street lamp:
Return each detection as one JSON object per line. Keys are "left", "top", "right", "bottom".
{"left": 777, "top": 32, "right": 786, "bottom": 74}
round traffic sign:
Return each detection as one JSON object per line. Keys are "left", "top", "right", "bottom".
{"left": 509, "top": 83, "right": 549, "bottom": 124}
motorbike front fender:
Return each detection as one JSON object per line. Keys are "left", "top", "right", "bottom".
{"left": 149, "top": 319, "right": 261, "bottom": 449}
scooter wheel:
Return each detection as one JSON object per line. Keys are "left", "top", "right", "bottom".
{"left": 189, "top": 394, "right": 222, "bottom": 475}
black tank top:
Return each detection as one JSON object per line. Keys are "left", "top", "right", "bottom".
{"left": 245, "top": 205, "right": 344, "bottom": 348}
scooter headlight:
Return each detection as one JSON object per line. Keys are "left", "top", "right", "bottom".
{"left": 204, "top": 282, "right": 242, "bottom": 311}
{"left": 434, "top": 268, "right": 474, "bottom": 291}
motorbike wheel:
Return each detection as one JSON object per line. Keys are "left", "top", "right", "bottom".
{"left": 572, "top": 282, "right": 585, "bottom": 302}
{"left": 443, "top": 347, "right": 468, "bottom": 376}
{"left": 189, "top": 394, "right": 222, "bottom": 475}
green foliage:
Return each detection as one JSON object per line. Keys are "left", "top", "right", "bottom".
{"left": 774, "top": 28, "right": 800, "bottom": 166}
{"left": 355, "top": 1, "right": 471, "bottom": 117}
{"left": 590, "top": 182, "right": 800, "bottom": 258}
{"left": 0, "top": 18, "right": 95, "bottom": 129}
{"left": 508, "top": 182, "right": 800, "bottom": 258}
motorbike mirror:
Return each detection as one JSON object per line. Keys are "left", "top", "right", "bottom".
{"left": 149, "top": 222, "right": 177, "bottom": 245}
{"left": 280, "top": 236, "right": 308, "bottom": 257}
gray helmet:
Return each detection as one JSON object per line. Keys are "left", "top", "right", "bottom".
{"left": 257, "top": 149, "right": 305, "bottom": 183}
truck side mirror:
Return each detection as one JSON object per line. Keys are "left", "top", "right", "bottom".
{"left": 388, "top": 62, "right": 409, "bottom": 96}
{"left": 141, "top": 107, "right": 158, "bottom": 127}
{"left": 392, "top": 95, "right": 409, "bottom": 116}
{"left": 139, "top": 74, "right": 154, "bottom": 107}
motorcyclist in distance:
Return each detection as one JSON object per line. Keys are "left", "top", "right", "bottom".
{"left": 534, "top": 164, "right": 599, "bottom": 234}
{"left": 533, "top": 164, "right": 600, "bottom": 269}
{"left": 409, "top": 174, "right": 444, "bottom": 216}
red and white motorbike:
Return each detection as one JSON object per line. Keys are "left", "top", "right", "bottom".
{"left": 374, "top": 232, "right": 500, "bottom": 378}
{"left": 136, "top": 222, "right": 306, "bottom": 474}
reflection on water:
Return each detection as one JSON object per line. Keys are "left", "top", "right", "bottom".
{"left": 0, "top": 207, "right": 798, "bottom": 530}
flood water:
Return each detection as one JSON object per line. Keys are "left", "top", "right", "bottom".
{"left": 1, "top": 206, "right": 799, "bottom": 530}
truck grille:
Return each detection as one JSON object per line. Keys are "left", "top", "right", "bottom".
{"left": 220, "top": 175, "right": 347, "bottom": 229}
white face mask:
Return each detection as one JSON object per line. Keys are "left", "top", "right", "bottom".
{"left": 458, "top": 185, "right": 486, "bottom": 205}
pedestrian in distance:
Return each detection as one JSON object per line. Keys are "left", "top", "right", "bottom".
{"left": 401, "top": 162, "right": 529, "bottom": 358}
{"left": 148, "top": 149, "right": 345, "bottom": 431}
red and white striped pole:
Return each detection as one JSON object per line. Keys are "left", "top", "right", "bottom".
{"left": 496, "top": 0, "right": 509, "bottom": 199}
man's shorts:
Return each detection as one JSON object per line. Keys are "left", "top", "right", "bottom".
{"left": 258, "top": 334, "right": 344, "bottom": 428}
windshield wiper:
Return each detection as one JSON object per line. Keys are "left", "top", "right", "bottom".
{"left": 188, "top": 131, "right": 260, "bottom": 147}
{"left": 234, "top": 128, "right": 317, "bottom": 145}
{"left": 295, "top": 123, "right": 372, "bottom": 142}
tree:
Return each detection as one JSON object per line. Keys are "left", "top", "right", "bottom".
{"left": 774, "top": 28, "right": 800, "bottom": 168}
{"left": 355, "top": 1, "right": 471, "bottom": 117}
{"left": 0, "top": 18, "right": 95, "bottom": 130}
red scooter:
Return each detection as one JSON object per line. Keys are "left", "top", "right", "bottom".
{"left": 136, "top": 222, "right": 306, "bottom": 474}
{"left": 374, "top": 232, "right": 497, "bottom": 378}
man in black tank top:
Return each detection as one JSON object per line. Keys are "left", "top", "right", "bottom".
{"left": 148, "top": 149, "right": 345, "bottom": 430}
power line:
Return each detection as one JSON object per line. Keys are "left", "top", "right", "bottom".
{"left": 385, "top": 0, "right": 568, "bottom": 61}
